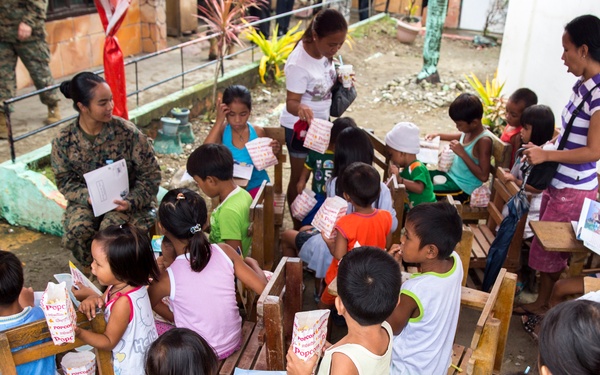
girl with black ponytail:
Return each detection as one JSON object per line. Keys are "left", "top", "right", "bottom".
{"left": 148, "top": 188, "right": 266, "bottom": 359}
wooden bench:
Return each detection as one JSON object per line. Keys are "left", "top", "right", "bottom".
{"left": 449, "top": 168, "right": 527, "bottom": 284}
{"left": 263, "top": 127, "right": 287, "bottom": 231}
{"left": 0, "top": 312, "right": 114, "bottom": 375}
{"left": 450, "top": 268, "right": 516, "bottom": 374}
{"left": 216, "top": 256, "right": 303, "bottom": 373}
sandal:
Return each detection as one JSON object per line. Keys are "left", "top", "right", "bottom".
{"left": 521, "top": 314, "right": 543, "bottom": 341}
{"left": 513, "top": 305, "right": 536, "bottom": 316}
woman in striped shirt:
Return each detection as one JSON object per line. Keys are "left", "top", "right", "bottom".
{"left": 517, "top": 14, "right": 600, "bottom": 316}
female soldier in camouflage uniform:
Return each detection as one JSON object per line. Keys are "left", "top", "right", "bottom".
{"left": 51, "top": 72, "right": 161, "bottom": 269}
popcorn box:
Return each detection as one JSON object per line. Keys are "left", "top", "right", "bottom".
{"left": 291, "top": 309, "right": 330, "bottom": 363}
{"left": 291, "top": 189, "right": 318, "bottom": 220}
{"left": 311, "top": 196, "right": 347, "bottom": 239}
{"left": 246, "top": 137, "right": 278, "bottom": 171}
{"left": 61, "top": 351, "right": 96, "bottom": 375}
{"left": 40, "top": 281, "right": 77, "bottom": 345}
{"left": 303, "top": 118, "right": 333, "bottom": 154}
{"left": 438, "top": 146, "right": 455, "bottom": 173}
{"left": 470, "top": 184, "right": 491, "bottom": 208}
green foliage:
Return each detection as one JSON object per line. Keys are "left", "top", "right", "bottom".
{"left": 465, "top": 71, "right": 506, "bottom": 137}
{"left": 243, "top": 22, "right": 304, "bottom": 84}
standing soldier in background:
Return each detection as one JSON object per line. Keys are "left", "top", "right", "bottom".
{"left": 0, "top": 0, "right": 61, "bottom": 139}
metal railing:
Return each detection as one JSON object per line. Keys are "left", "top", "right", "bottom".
{"left": 3, "top": 0, "right": 370, "bottom": 163}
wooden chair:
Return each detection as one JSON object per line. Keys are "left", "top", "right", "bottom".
{"left": 448, "top": 168, "right": 527, "bottom": 285}
{"left": 263, "top": 127, "right": 287, "bottom": 231}
{"left": 216, "top": 257, "right": 303, "bottom": 373}
{"left": 363, "top": 128, "right": 391, "bottom": 180}
{"left": 0, "top": 312, "right": 114, "bottom": 375}
{"left": 449, "top": 268, "right": 517, "bottom": 374}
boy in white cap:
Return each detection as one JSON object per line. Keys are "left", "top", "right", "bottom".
{"left": 385, "top": 122, "right": 436, "bottom": 207}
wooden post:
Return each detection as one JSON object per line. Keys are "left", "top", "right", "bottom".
{"left": 264, "top": 295, "right": 285, "bottom": 370}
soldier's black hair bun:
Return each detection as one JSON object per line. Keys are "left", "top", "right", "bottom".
{"left": 60, "top": 81, "right": 72, "bottom": 99}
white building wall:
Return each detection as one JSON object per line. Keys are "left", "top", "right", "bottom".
{"left": 497, "top": 0, "right": 600, "bottom": 121}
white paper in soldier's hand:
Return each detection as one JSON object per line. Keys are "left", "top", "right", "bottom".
{"left": 84, "top": 159, "right": 129, "bottom": 217}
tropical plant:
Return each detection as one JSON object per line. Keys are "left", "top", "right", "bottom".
{"left": 196, "top": 0, "right": 263, "bottom": 106}
{"left": 465, "top": 71, "right": 506, "bottom": 136}
{"left": 243, "top": 22, "right": 304, "bottom": 84}
{"left": 402, "top": 0, "right": 420, "bottom": 23}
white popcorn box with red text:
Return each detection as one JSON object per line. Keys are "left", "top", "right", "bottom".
{"left": 291, "top": 189, "right": 318, "bottom": 220}
{"left": 292, "top": 309, "right": 330, "bottom": 365}
{"left": 246, "top": 137, "right": 278, "bottom": 171}
{"left": 61, "top": 351, "right": 96, "bottom": 375}
{"left": 311, "top": 196, "right": 347, "bottom": 239}
{"left": 438, "top": 145, "right": 455, "bottom": 173}
{"left": 303, "top": 119, "right": 333, "bottom": 154}
{"left": 40, "top": 281, "right": 77, "bottom": 345}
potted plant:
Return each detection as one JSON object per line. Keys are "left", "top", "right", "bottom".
{"left": 397, "top": 0, "right": 421, "bottom": 44}
{"left": 160, "top": 117, "right": 181, "bottom": 137}
{"left": 242, "top": 22, "right": 304, "bottom": 84}
{"left": 170, "top": 107, "right": 190, "bottom": 125}
{"left": 465, "top": 71, "right": 506, "bottom": 137}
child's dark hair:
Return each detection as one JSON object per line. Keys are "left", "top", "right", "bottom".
{"left": 60, "top": 72, "right": 106, "bottom": 112}
{"left": 340, "top": 162, "right": 380, "bottom": 207}
{"left": 406, "top": 201, "right": 462, "bottom": 258}
{"left": 521, "top": 105, "right": 555, "bottom": 146}
{"left": 302, "top": 8, "right": 347, "bottom": 43}
{"left": 145, "top": 327, "right": 219, "bottom": 375}
{"left": 337, "top": 246, "right": 401, "bottom": 326}
{"left": 222, "top": 85, "right": 252, "bottom": 111}
{"left": 331, "top": 127, "right": 374, "bottom": 197}
{"left": 508, "top": 88, "right": 538, "bottom": 108}
{"left": 448, "top": 93, "right": 483, "bottom": 124}
{"left": 93, "top": 224, "right": 159, "bottom": 287}
{"left": 0, "top": 250, "right": 24, "bottom": 306}
{"left": 565, "top": 15, "right": 600, "bottom": 64}
{"left": 159, "top": 189, "right": 212, "bottom": 272}
{"left": 187, "top": 143, "right": 234, "bottom": 181}
{"left": 330, "top": 117, "right": 357, "bottom": 146}
{"left": 538, "top": 299, "right": 600, "bottom": 375}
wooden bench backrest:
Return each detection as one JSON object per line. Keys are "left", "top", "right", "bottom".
{"left": 386, "top": 175, "right": 408, "bottom": 244}
{"left": 491, "top": 136, "right": 512, "bottom": 171}
{"left": 458, "top": 268, "right": 516, "bottom": 374}
{"left": 263, "top": 127, "right": 286, "bottom": 196}
{"left": 257, "top": 257, "right": 303, "bottom": 370}
{"left": 249, "top": 180, "right": 276, "bottom": 271}
{"left": 363, "top": 128, "right": 390, "bottom": 180}
{"left": 0, "top": 312, "right": 114, "bottom": 375}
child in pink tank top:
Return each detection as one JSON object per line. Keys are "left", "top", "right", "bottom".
{"left": 148, "top": 188, "right": 267, "bottom": 359}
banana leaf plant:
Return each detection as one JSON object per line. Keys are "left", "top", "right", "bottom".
{"left": 465, "top": 70, "right": 506, "bottom": 136}
{"left": 242, "top": 21, "right": 304, "bottom": 84}
{"left": 196, "top": 0, "right": 264, "bottom": 106}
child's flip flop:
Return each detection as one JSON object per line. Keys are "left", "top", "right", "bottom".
{"left": 521, "top": 314, "right": 543, "bottom": 341}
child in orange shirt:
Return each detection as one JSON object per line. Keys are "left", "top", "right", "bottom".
{"left": 320, "top": 162, "right": 393, "bottom": 308}
{"left": 501, "top": 88, "right": 538, "bottom": 166}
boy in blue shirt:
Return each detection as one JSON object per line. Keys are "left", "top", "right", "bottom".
{"left": 0, "top": 250, "right": 55, "bottom": 374}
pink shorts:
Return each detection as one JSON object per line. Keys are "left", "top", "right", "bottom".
{"left": 529, "top": 186, "right": 597, "bottom": 273}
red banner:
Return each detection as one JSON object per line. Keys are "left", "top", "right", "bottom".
{"left": 94, "top": 0, "right": 130, "bottom": 119}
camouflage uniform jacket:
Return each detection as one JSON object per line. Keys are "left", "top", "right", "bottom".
{"left": 51, "top": 116, "right": 161, "bottom": 211}
{"left": 0, "top": 0, "right": 48, "bottom": 43}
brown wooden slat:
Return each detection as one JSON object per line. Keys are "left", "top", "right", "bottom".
{"left": 471, "top": 269, "right": 506, "bottom": 349}
{"left": 219, "top": 321, "right": 256, "bottom": 375}
{"left": 0, "top": 334, "right": 18, "bottom": 375}
{"left": 264, "top": 296, "right": 285, "bottom": 370}
{"left": 235, "top": 324, "right": 263, "bottom": 370}
{"left": 448, "top": 343, "right": 466, "bottom": 375}
{"left": 284, "top": 259, "right": 303, "bottom": 342}
{"left": 254, "top": 341, "right": 269, "bottom": 370}
{"left": 469, "top": 225, "right": 488, "bottom": 260}
{"left": 479, "top": 225, "right": 496, "bottom": 247}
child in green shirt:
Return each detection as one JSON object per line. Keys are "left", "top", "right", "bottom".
{"left": 385, "top": 122, "right": 436, "bottom": 207}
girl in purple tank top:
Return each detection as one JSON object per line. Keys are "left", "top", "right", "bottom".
{"left": 148, "top": 188, "right": 267, "bottom": 359}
